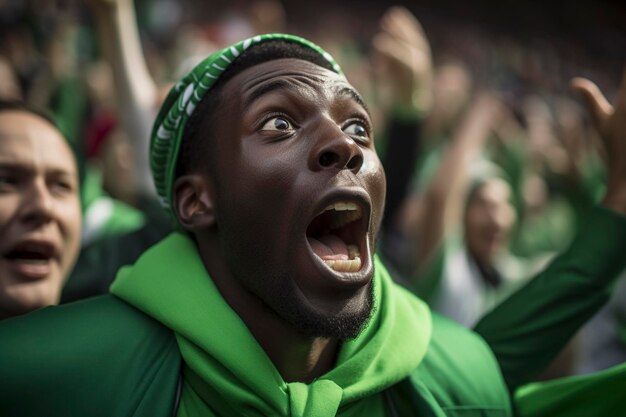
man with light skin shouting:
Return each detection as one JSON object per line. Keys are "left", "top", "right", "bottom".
{"left": 0, "top": 101, "right": 81, "bottom": 320}
{"left": 1, "top": 35, "right": 625, "bottom": 416}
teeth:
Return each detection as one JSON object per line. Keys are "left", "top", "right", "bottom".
{"left": 323, "top": 245, "right": 362, "bottom": 273}
{"left": 324, "top": 257, "right": 361, "bottom": 273}
{"left": 321, "top": 202, "right": 363, "bottom": 231}
{"left": 323, "top": 201, "right": 360, "bottom": 213}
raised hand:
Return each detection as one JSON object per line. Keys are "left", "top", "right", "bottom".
{"left": 371, "top": 6, "right": 433, "bottom": 117}
{"left": 572, "top": 70, "right": 626, "bottom": 213}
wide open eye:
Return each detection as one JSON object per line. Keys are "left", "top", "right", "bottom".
{"left": 343, "top": 121, "right": 369, "bottom": 142}
{"left": 261, "top": 116, "right": 292, "bottom": 132}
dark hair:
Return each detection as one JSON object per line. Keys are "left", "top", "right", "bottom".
{"left": 0, "top": 99, "right": 60, "bottom": 129}
{"left": 176, "top": 40, "right": 337, "bottom": 178}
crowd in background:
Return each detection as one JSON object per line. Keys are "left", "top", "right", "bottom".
{"left": 1, "top": 0, "right": 625, "bottom": 384}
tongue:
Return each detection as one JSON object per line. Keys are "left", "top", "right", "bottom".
{"left": 308, "top": 234, "right": 349, "bottom": 260}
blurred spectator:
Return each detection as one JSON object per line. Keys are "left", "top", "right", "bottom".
{"left": 0, "top": 100, "right": 81, "bottom": 319}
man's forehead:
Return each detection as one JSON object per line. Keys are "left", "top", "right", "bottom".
{"left": 0, "top": 112, "right": 77, "bottom": 175}
{"left": 0, "top": 111, "right": 62, "bottom": 141}
{"left": 227, "top": 59, "right": 342, "bottom": 92}
{"left": 226, "top": 58, "right": 367, "bottom": 112}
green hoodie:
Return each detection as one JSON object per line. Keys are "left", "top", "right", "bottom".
{"left": 111, "top": 233, "right": 511, "bottom": 417}
{"left": 0, "top": 232, "right": 511, "bottom": 416}
{"left": 111, "top": 233, "right": 433, "bottom": 417}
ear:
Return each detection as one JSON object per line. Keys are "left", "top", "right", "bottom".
{"left": 173, "top": 174, "right": 216, "bottom": 231}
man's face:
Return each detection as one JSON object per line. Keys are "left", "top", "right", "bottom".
{"left": 464, "top": 178, "right": 516, "bottom": 266}
{"left": 0, "top": 111, "right": 81, "bottom": 319}
{"left": 206, "top": 58, "right": 386, "bottom": 339}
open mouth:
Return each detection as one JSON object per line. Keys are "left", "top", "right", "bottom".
{"left": 306, "top": 201, "right": 367, "bottom": 273}
{"left": 3, "top": 241, "right": 56, "bottom": 278}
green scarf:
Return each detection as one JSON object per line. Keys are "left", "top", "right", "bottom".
{"left": 111, "top": 233, "right": 432, "bottom": 417}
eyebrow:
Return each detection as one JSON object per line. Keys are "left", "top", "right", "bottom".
{"left": 243, "top": 79, "right": 300, "bottom": 111}
{"left": 336, "top": 87, "right": 371, "bottom": 117}
{"left": 0, "top": 161, "right": 28, "bottom": 171}
{"left": 242, "top": 79, "right": 371, "bottom": 118}
{"left": 0, "top": 161, "right": 76, "bottom": 178}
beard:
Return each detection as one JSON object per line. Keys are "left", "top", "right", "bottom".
{"left": 217, "top": 204, "right": 377, "bottom": 341}
{"left": 228, "top": 253, "right": 376, "bottom": 340}
{"left": 266, "top": 278, "right": 375, "bottom": 340}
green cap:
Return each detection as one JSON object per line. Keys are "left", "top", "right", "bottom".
{"left": 150, "top": 33, "right": 343, "bottom": 217}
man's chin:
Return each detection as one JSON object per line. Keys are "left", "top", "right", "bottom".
{"left": 279, "top": 283, "right": 375, "bottom": 340}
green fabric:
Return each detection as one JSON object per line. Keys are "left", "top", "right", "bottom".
{"left": 83, "top": 194, "right": 144, "bottom": 241}
{"left": 475, "top": 205, "right": 626, "bottom": 391}
{"left": 81, "top": 164, "right": 104, "bottom": 210}
{"left": 510, "top": 196, "right": 576, "bottom": 258}
{"left": 4, "top": 206, "right": 625, "bottom": 417}
{"left": 0, "top": 291, "right": 512, "bottom": 416}
{"left": 407, "top": 314, "right": 512, "bottom": 416}
{"left": 0, "top": 295, "right": 181, "bottom": 416}
{"left": 51, "top": 75, "right": 88, "bottom": 147}
{"left": 515, "top": 361, "right": 626, "bottom": 417}
{"left": 111, "top": 233, "right": 433, "bottom": 417}
{"left": 150, "top": 34, "right": 342, "bottom": 215}
{"left": 80, "top": 165, "right": 145, "bottom": 244}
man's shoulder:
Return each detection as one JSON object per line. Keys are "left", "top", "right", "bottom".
{"left": 404, "top": 313, "right": 512, "bottom": 414}
{"left": 0, "top": 295, "right": 181, "bottom": 417}
{"left": 0, "top": 294, "right": 170, "bottom": 346}
{"left": 424, "top": 313, "right": 504, "bottom": 377}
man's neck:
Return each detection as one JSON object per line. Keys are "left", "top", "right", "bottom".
{"left": 197, "top": 234, "right": 340, "bottom": 383}
{"left": 243, "top": 307, "right": 339, "bottom": 383}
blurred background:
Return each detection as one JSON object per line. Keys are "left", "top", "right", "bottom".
{"left": 1, "top": 0, "right": 625, "bottom": 379}
{"left": 1, "top": 0, "right": 624, "bottom": 104}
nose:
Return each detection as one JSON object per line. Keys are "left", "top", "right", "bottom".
{"left": 21, "top": 179, "right": 55, "bottom": 226}
{"left": 309, "top": 118, "right": 364, "bottom": 174}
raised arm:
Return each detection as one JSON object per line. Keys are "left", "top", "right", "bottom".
{"left": 403, "top": 92, "right": 503, "bottom": 277}
{"left": 573, "top": 72, "right": 626, "bottom": 214}
{"left": 370, "top": 6, "right": 433, "bottom": 232}
{"left": 90, "top": 0, "right": 158, "bottom": 196}
{"left": 474, "top": 70, "right": 626, "bottom": 391}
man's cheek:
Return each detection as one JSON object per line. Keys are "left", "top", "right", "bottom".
{"left": 360, "top": 156, "right": 381, "bottom": 175}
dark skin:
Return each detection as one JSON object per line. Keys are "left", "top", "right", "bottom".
{"left": 173, "top": 58, "right": 386, "bottom": 383}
